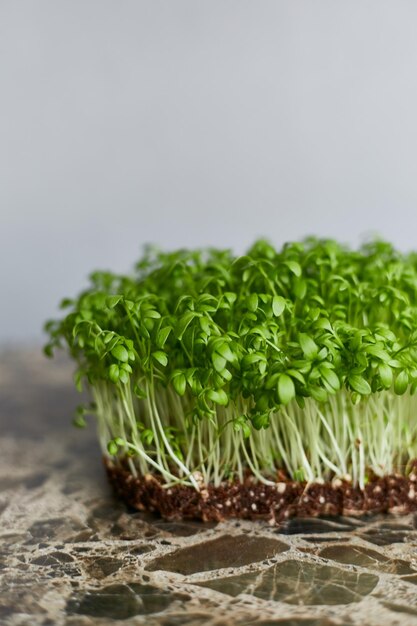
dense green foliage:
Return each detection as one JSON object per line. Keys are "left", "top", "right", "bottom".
{"left": 45, "top": 238, "right": 417, "bottom": 488}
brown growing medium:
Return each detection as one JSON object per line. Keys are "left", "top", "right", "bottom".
{"left": 105, "top": 459, "right": 417, "bottom": 524}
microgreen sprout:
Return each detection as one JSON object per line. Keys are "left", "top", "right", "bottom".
{"left": 45, "top": 238, "right": 417, "bottom": 490}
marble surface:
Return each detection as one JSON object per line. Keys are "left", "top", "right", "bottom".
{"left": 1, "top": 350, "right": 417, "bottom": 625}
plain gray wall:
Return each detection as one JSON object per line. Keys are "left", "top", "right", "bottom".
{"left": 2, "top": 1, "right": 417, "bottom": 344}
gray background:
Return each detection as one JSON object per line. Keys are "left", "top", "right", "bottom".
{"left": 2, "top": 1, "right": 417, "bottom": 344}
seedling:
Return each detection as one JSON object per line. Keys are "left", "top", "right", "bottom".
{"left": 45, "top": 239, "right": 417, "bottom": 493}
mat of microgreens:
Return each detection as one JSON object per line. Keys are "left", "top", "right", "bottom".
{"left": 45, "top": 239, "right": 417, "bottom": 491}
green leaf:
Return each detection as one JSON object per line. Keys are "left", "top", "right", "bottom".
{"left": 251, "top": 413, "right": 270, "bottom": 430}
{"left": 315, "top": 318, "right": 333, "bottom": 332}
{"left": 394, "top": 370, "right": 409, "bottom": 395}
{"left": 215, "top": 342, "right": 235, "bottom": 363}
{"left": 80, "top": 309, "right": 93, "bottom": 321}
{"left": 317, "top": 347, "right": 328, "bottom": 360}
{"left": 299, "top": 333, "right": 318, "bottom": 360}
{"left": 241, "top": 423, "right": 251, "bottom": 438}
{"left": 278, "top": 374, "right": 296, "bottom": 405}
{"left": 233, "top": 416, "right": 251, "bottom": 438}
{"left": 176, "top": 311, "right": 196, "bottom": 339}
{"left": 107, "top": 295, "right": 122, "bottom": 308}
{"left": 309, "top": 386, "right": 328, "bottom": 403}
{"left": 287, "top": 369, "right": 306, "bottom": 385}
{"left": 212, "top": 353, "right": 226, "bottom": 373}
{"left": 199, "top": 317, "right": 211, "bottom": 334}
{"left": 156, "top": 326, "right": 172, "bottom": 348}
{"left": 388, "top": 359, "right": 402, "bottom": 368}
{"left": 103, "top": 332, "right": 115, "bottom": 344}
{"left": 379, "top": 363, "right": 393, "bottom": 389}
{"left": 59, "top": 297, "right": 73, "bottom": 309}
{"left": 348, "top": 374, "right": 372, "bottom": 395}
{"left": 242, "top": 353, "right": 265, "bottom": 367}
{"left": 111, "top": 345, "right": 129, "bottom": 362}
{"left": 319, "top": 365, "right": 340, "bottom": 391}
{"left": 133, "top": 384, "right": 147, "bottom": 399}
{"left": 284, "top": 260, "right": 302, "bottom": 277}
{"left": 293, "top": 468, "right": 305, "bottom": 481}
{"left": 107, "top": 440, "right": 118, "bottom": 455}
{"left": 172, "top": 372, "right": 186, "bottom": 396}
{"left": 296, "top": 395, "right": 305, "bottom": 409}
{"left": 143, "top": 308, "right": 160, "bottom": 319}
{"left": 272, "top": 295, "right": 286, "bottom": 317}
{"left": 152, "top": 351, "right": 168, "bottom": 367}
{"left": 220, "top": 368, "right": 232, "bottom": 381}
{"left": 43, "top": 343, "right": 54, "bottom": 358}
{"left": 294, "top": 278, "right": 307, "bottom": 299}
{"left": 119, "top": 368, "right": 129, "bottom": 384}
{"left": 207, "top": 388, "right": 229, "bottom": 406}
{"left": 73, "top": 415, "right": 87, "bottom": 428}
{"left": 108, "top": 364, "right": 120, "bottom": 383}
{"left": 224, "top": 291, "right": 237, "bottom": 304}
{"left": 141, "top": 429, "right": 154, "bottom": 445}
{"left": 365, "top": 345, "right": 390, "bottom": 361}
{"left": 247, "top": 293, "right": 258, "bottom": 312}
{"left": 74, "top": 369, "right": 84, "bottom": 392}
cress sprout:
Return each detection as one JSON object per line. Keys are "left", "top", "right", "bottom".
{"left": 45, "top": 238, "right": 417, "bottom": 490}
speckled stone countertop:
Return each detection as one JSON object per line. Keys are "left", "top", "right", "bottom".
{"left": 1, "top": 350, "right": 417, "bottom": 626}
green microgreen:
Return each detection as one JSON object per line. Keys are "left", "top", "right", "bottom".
{"left": 45, "top": 238, "right": 417, "bottom": 489}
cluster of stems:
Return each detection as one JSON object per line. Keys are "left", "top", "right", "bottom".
{"left": 45, "top": 238, "right": 417, "bottom": 489}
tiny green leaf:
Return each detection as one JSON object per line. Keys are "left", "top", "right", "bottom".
{"left": 251, "top": 413, "right": 270, "bottom": 429}
{"left": 176, "top": 311, "right": 196, "bottom": 340}
{"left": 278, "top": 374, "right": 296, "bottom": 405}
{"left": 247, "top": 293, "right": 258, "bottom": 312}
{"left": 394, "top": 370, "right": 409, "bottom": 395}
{"left": 172, "top": 372, "right": 187, "bottom": 396}
{"left": 156, "top": 326, "right": 172, "bottom": 348}
{"left": 73, "top": 415, "right": 87, "bottom": 428}
{"left": 152, "top": 351, "right": 168, "bottom": 367}
{"left": 272, "top": 295, "right": 286, "bottom": 317}
{"left": 107, "top": 440, "right": 118, "bottom": 455}
{"left": 348, "top": 375, "right": 372, "bottom": 395}
{"left": 379, "top": 363, "right": 393, "bottom": 389}
{"left": 284, "top": 260, "right": 302, "bottom": 277}
{"left": 111, "top": 345, "right": 129, "bottom": 362}
{"left": 207, "top": 388, "right": 229, "bottom": 406}
{"left": 215, "top": 342, "right": 235, "bottom": 363}
{"left": 299, "top": 333, "right": 319, "bottom": 360}
{"left": 212, "top": 353, "right": 226, "bottom": 373}
{"left": 119, "top": 369, "right": 129, "bottom": 384}
{"left": 107, "top": 295, "right": 122, "bottom": 308}
{"left": 141, "top": 429, "right": 154, "bottom": 445}
{"left": 133, "top": 384, "right": 147, "bottom": 399}
{"left": 108, "top": 364, "right": 120, "bottom": 383}
{"left": 319, "top": 365, "right": 340, "bottom": 391}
